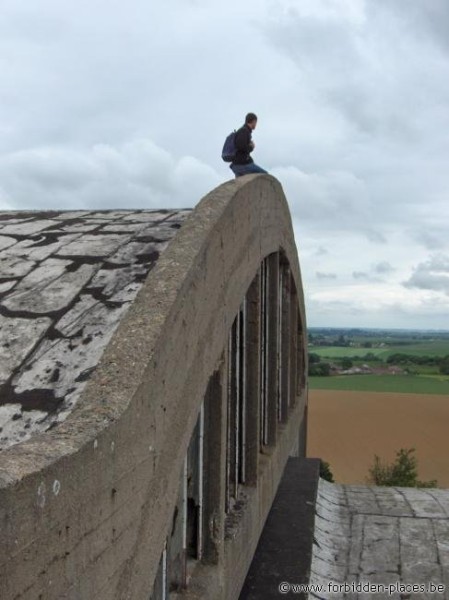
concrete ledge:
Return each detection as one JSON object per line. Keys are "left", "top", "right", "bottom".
{"left": 239, "top": 457, "right": 321, "bottom": 600}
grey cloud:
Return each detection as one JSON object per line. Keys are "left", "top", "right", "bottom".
{"left": 410, "top": 229, "right": 448, "bottom": 251}
{"left": 404, "top": 255, "right": 449, "bottom": 295}
{"left": 352, "top": 271, "right": 369, "bottom": 280}
{"left": 264, "top": 5, "right": 429, "bottom": 141}
{"left": 373, "top": 261, "right": 395, "bottom": 274}
{"left": 350, "top": 262, "right": 393, "bottom": 281}
{"left": 316, "top": 272, "right": 337, "bottom": 280}
{"left": 265, "top": 7, "right": 362, "bottom": 77}
{"left": 365, "top": 230, "right": 387, "bottom": 244}
{"left": 372, "top": 0, "right": 449, "bottom": 52}
{"left": 351, "top": 262, "right": 393, "bottom": 281}
{"left": 265, "top": 0, "right": 449, "bottom": 158}
{"left": 262, "top": 1, "right": 449, "bottom": 263}
{"left": 272, "top": 166, "right": 380, "bottom": 238}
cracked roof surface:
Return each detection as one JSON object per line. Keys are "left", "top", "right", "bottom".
{"left": 0, "top": 208, "right": 191, "bottom": 452}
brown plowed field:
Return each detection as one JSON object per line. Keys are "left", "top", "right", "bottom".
{"left": 307, "top": 390, "right": 449, "bottom": 488}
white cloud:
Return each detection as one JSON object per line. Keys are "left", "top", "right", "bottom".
{"left": 308, "top": 281, "right": 449, "bottom": 329}
{"left": 0, "top": 140, "right": 223, "bottom": 209}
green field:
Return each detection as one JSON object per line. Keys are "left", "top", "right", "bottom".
{"left": 310, "top": 340, "right": 449, "bottom": 360}
{"left": 309, "top": 374, "right": 449, "bottom": 395}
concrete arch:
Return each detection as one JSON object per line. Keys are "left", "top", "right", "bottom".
{"left": 0, "top": 174, "right": 308, "bottom": 600}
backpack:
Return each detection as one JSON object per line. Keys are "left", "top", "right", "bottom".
{"left": 222, "top": 130, "right": 237, "bottom": 162}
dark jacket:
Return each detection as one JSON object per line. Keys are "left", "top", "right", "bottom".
{"left": 232, "top": 124, "right": 254, "bottom": 165}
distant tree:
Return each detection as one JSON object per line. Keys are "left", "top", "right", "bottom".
{"left": 362, "top": 341, "right": 372, "bottom": 348}
{"left": 367, "top": 448, "right": 437, "bottom": 488}
{"left": 439, "top": 356, "right": 449, "bottom": 375}
{"left": 320, "top": 460, "right": 334, "bottom": 483}
{"left": 334, "top": 334, "right": 349, "bottom": 347}
{"left": 387, "top": 353, "right": 410, "bottom": 365}
{"left": 308, "top": 362, "right": 331, "bottom": 376}
{"left": 341, "top": 358, "right": 353, "bottom": 370}
{"left": 363, "top": 352, "right": 377, "bottom": 362}
{"left": 309, "top": 353, "right": 321, "bottom": 364}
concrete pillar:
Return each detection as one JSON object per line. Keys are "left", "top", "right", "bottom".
{"left": 203, "top": 358, "right": 227, "bottom": 564}
{"left": 289, "top": 278, "right": 298, "bottom": 410}
{"left": 296, "top": 301, "right": 308, "bottom": 458}
{"left": 279, "top": 262, "right": 291, "bottom": 424}
{"left": 299, "top": 403, "right": 308, "bottom": 459}
{"left": 226, "top": 318, "right": 239, "bottom": 508}
{"left": 244, "top": 273, "right": 260, "bottom": 486}
{"left": 266, "top": 252, "right": 279, "bottom": 447}
{"left": 259, "top": 261, "right": 268, "bottom": 448}
{"left": 297, "top": 311, "right": 306, "bottom": 397}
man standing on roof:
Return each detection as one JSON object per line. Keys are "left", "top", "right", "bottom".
{"left": 230, "top": 113, "right": 268, "bottom": 177}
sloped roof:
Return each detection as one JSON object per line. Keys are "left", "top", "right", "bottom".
{"left": 311, "top": 478, "right": 449, "bottom": 596}
{"left": 0, "top": 209, "right": 191, "bottom": 451}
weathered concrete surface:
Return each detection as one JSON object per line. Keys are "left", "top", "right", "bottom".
{"left": 0, "top": 209, "right": 189, "bottom": 450}
{"left": 0, "top": 315, "right": 51, "bottom": 385}
{"left": 0, "top": 176, "right": 307, "bottom": 600}
{"left": 310, "top": 479, "right": 449, "bottom": 599}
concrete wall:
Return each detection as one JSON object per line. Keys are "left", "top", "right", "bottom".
{"left": 0, "top": 174, "right": 308, "bottom": 600}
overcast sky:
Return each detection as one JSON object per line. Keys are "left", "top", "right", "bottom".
{"left": 1, "top": 0, "right": 448, "bottom": 330}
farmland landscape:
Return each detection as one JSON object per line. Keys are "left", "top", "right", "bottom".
{"left": 307, "top": 328, "right": 449, "bottom": 487}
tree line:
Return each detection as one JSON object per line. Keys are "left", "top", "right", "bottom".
{"left": 308, "top": 352, "right": 449, "bottom": 376}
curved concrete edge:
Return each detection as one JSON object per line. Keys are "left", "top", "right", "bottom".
{"left": 0, "top": 174, "right": 308, "bottom": 600}
{"left": 0, "top": 174, "right": 305, "bottom": 481}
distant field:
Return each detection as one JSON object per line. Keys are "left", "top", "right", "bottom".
{"left": 309, "top": 374, "right": 449, "bottom": 394}
{"left": 310, "top": 346, "right": 384, "bottom": 358}
{"left": 308, "top": 390, "right": 449, "bottom": 487}
{"left": 310, "top": 340, "right": 449, "bottom": 360}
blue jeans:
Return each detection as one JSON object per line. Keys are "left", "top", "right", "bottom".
{"left": 230, "top": 163, "right": 268, "bottom": 177}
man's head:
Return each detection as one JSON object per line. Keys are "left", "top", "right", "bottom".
{"left": 245, "top": 112, "right": 258, "bottom": 130}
